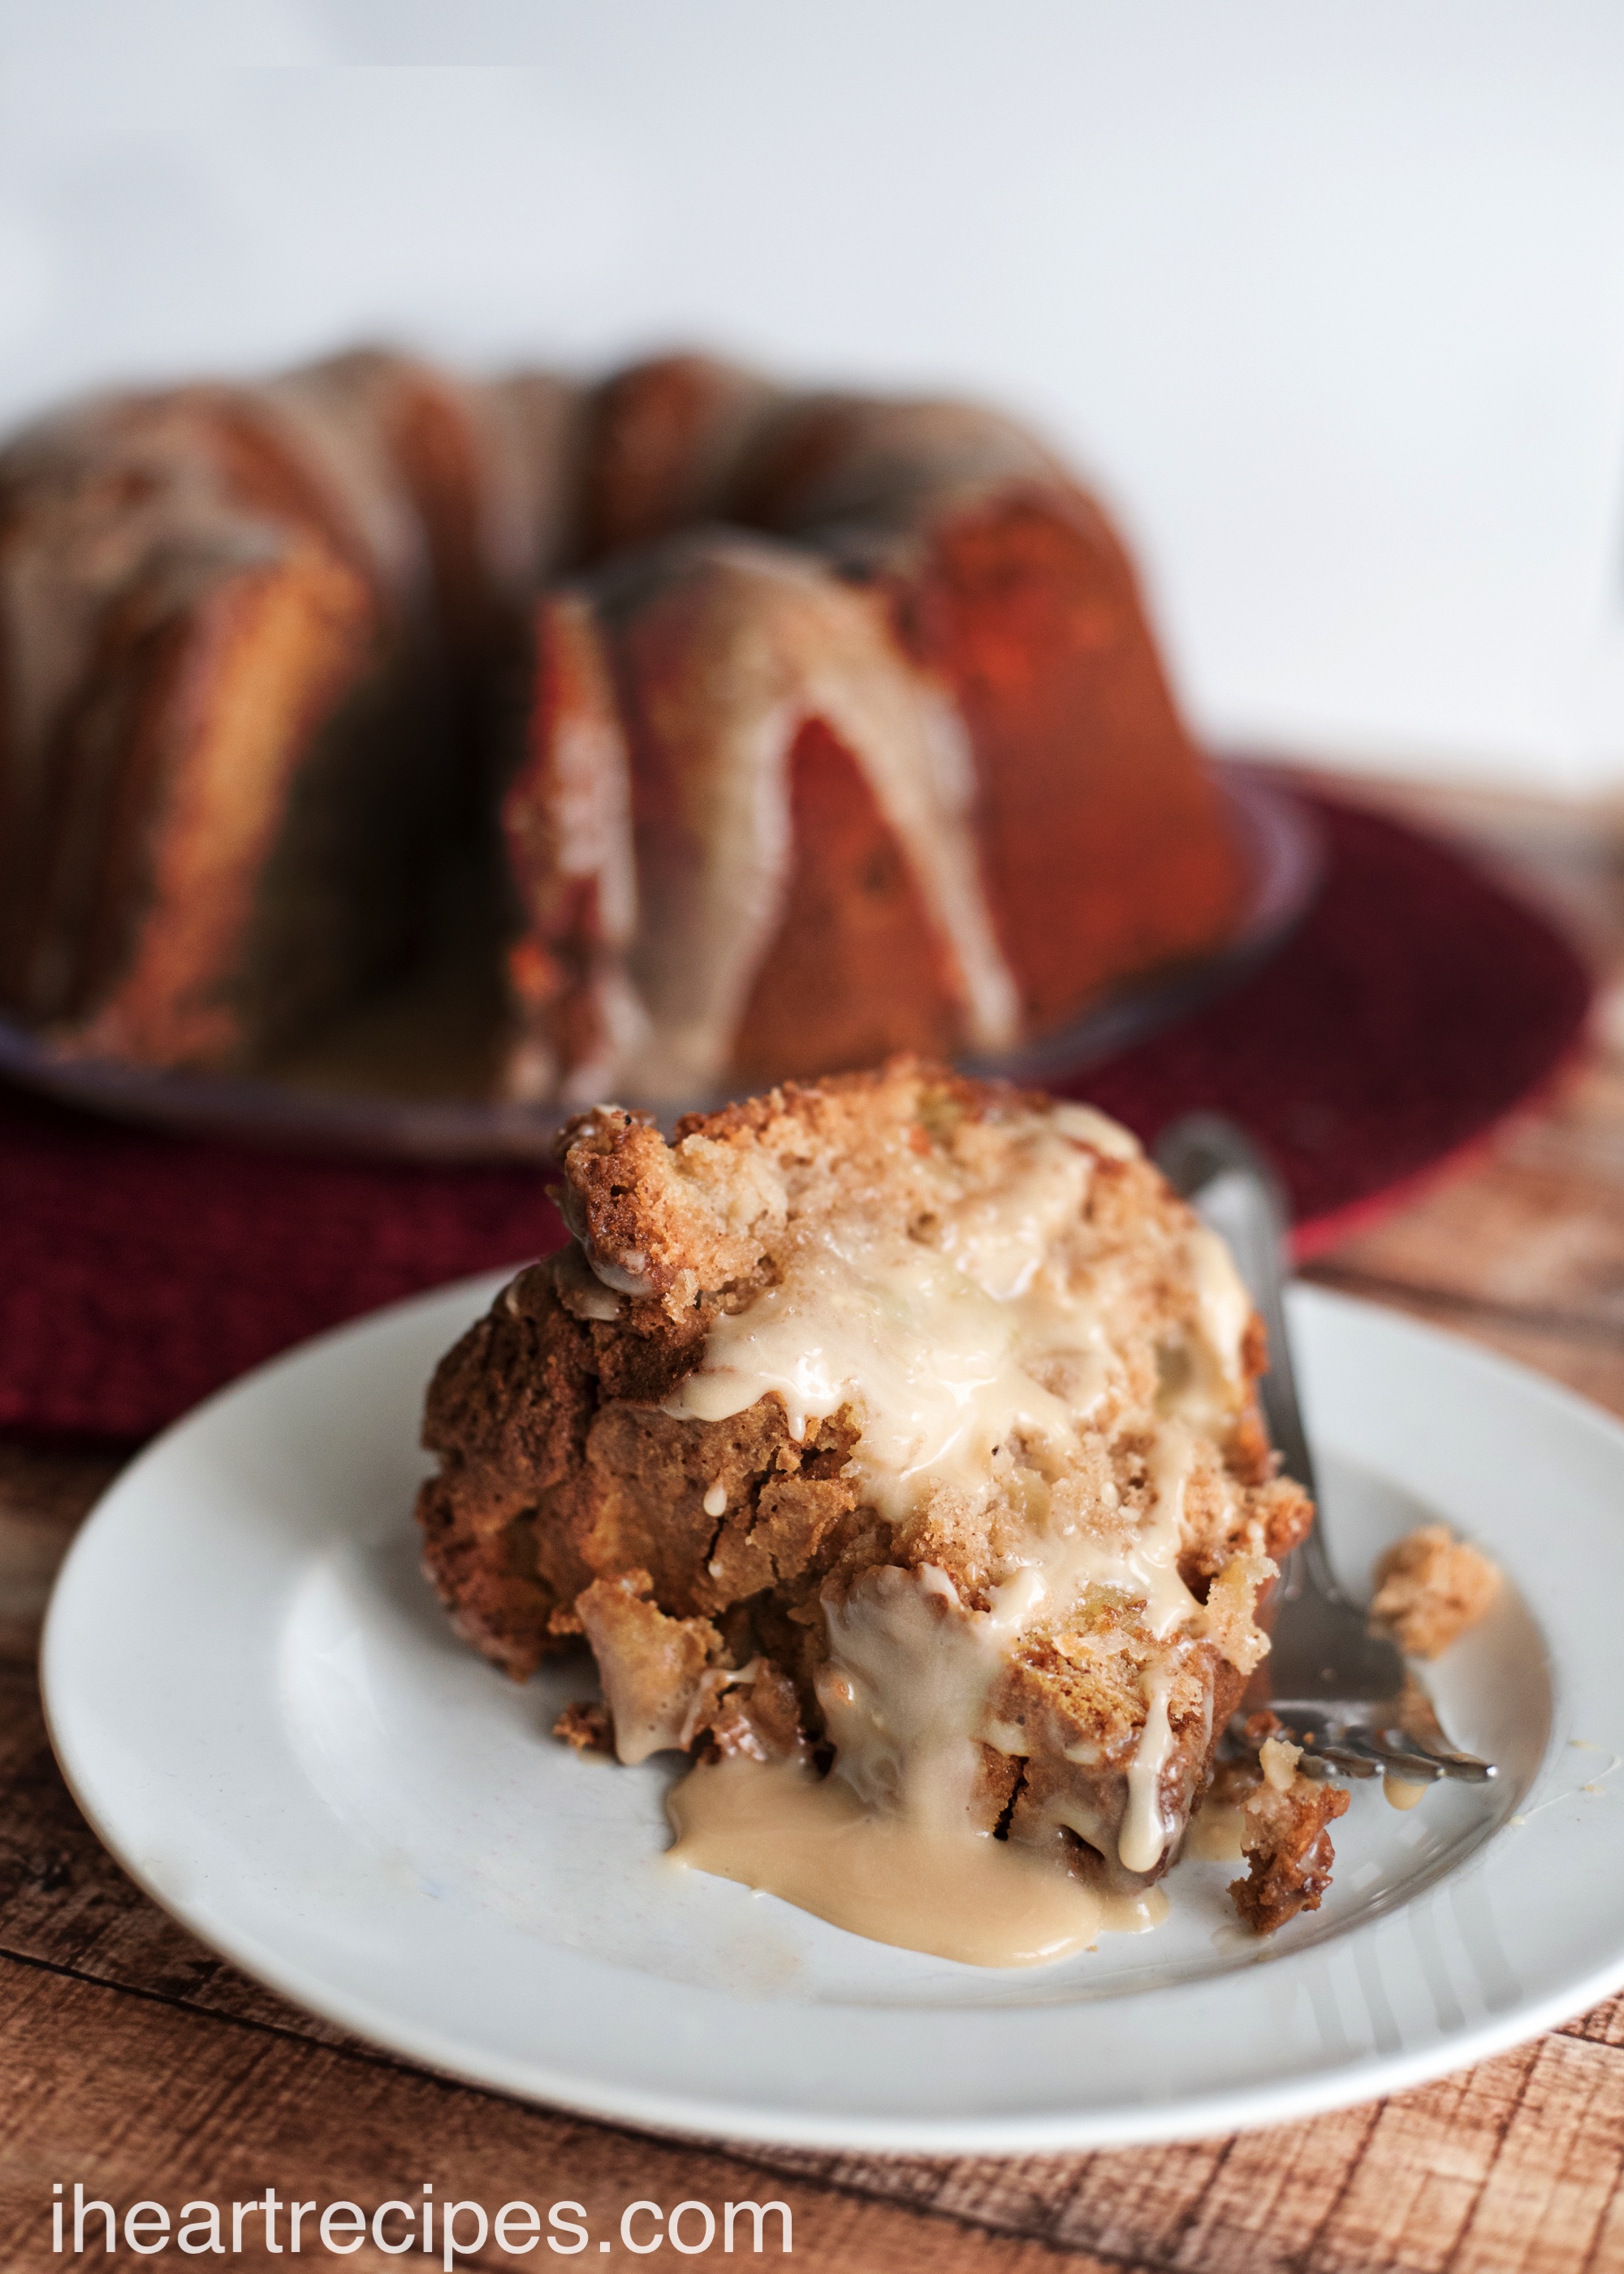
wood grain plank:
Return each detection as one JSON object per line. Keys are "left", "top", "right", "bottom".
{"left": 736, "top": 2142, "right": 1238, "bottom": 2265}
{"left": 745, "top": 2037, "right": 1624, "bottom": 2274}
{"left": 1436, "top": 2034, "right": 1624, "bottom": 2274}
{"left": 1308, "top": 1062, "right": 1624, "bottom": 1341}
{"left": 0, "top": 1955, "right": 1099, "bottom": 2273}
{"left": 0, "top": 1441, "right": 122, "bottom": 1667}
{"left": 1565, "top": 1999, "right": 1624, "bottom": 2054}
{"left": 1292, "top": 2047, "right": 1552, "bottom": 2273}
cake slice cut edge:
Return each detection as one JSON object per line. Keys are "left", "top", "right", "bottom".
{"left": 417, "top": 1057, "right": 1344, "bottom": 1961}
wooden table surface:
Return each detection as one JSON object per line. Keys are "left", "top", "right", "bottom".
{"left": 4, "top": 772, "right": 1624, "bottom": 2272}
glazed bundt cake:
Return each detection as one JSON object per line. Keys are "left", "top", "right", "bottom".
{"left": 417, "top": 1061, "right": 1347, "bottom": 1956}
{"left": 0, "top": 350, "right": 1244, "bottom": 1105}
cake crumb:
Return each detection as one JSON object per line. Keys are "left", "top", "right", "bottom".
{"left": 1371, "top": 1525, "right": 1500, "bottom": 1658}
{"left": 553, "top": 1700, "right": 614, "bottom": 1755}
{"left": 1237, "top": 1774, "right": 1346, "bottom": 1937}
{"left": 1229, "top": 1765, "right": 1350, "bottom": 1934}
{"left": 1216, "top": 1714, "right": 1350, "bottom": 1935}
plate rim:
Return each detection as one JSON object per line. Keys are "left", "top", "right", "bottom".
{"left": 40, "top": 1274, "right": 1624, "bottom": 2155}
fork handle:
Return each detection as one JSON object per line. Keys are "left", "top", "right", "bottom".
{"left": 1154, "top": 1117, "right": 1329, "bottom": 1584}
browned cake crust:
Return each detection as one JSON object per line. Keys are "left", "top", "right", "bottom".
{"left": 418, "top": 1061, "right": 1328, "bottom": 1927}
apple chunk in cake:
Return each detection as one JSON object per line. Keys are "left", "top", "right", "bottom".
{"left": 417, "top": 1059, "right": 1329, "bottom": 1961}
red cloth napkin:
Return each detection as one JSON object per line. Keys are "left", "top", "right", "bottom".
{"left": 0, "top": 791, "right": 1590, "bottom": 1442}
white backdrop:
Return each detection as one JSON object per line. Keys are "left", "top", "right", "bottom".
{"left": 3, "top": 0, "right": 1624, "bottom": 790}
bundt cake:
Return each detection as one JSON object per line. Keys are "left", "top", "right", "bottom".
{"left": 0, "top": 350, "right": 1245, "bottom": 1107}
{"left": 417, "top": 1061, "right": 1347, "bottom": 1960}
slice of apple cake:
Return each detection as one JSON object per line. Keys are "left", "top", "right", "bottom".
{"left": 417, "top": 1058, "right": 1341, "bottom": 1961}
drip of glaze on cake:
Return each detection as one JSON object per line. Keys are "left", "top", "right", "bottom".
{"left": 1118, "top": 1659, "right": 1178, "bottom": 1874}
{"left": 664, "top": 1114, "right": 1262, "bottom": 1952}
{"left": 577, "top": 541, "right": 1022, "bottom": 1102}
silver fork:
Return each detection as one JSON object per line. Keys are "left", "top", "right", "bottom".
{"left": 1155, "top": 1113, "right": 1495, "bottom": 1789}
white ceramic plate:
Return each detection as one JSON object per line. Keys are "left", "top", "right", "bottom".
{"left": 41, "top": 1278, "right": 1624, "bottom": 2154}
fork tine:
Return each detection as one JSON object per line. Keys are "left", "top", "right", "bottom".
{"left": 1311, "top": 1730, "right": 1496, "bottom": 1783}
{"left": 1386, "top": 1736, "right": 1498, "bottom": 1782}
{"left": 1264, "top": 1705, "right": 1498, "bottom": 1783}
{"left": 1322, "top": 1732, "right": 1450, "bottom": 1781}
